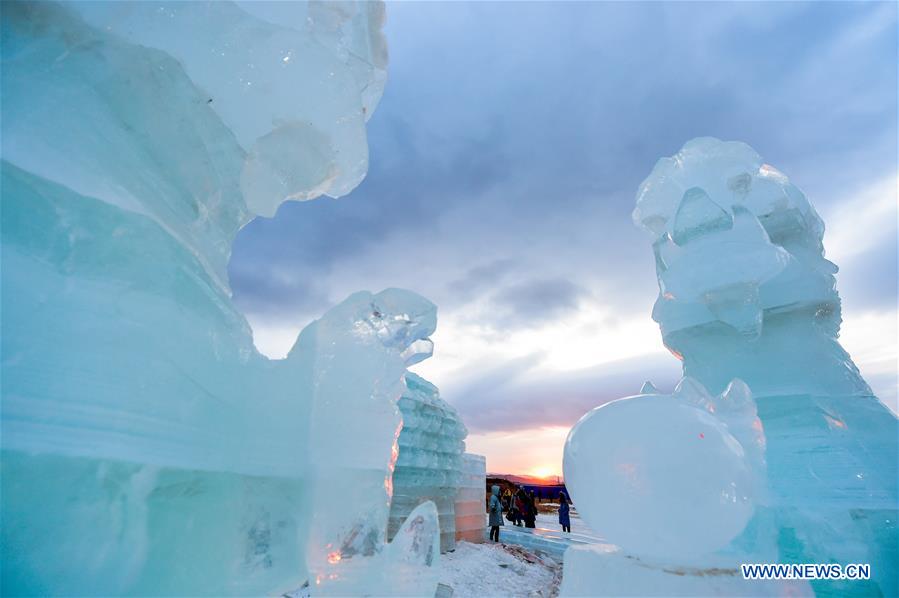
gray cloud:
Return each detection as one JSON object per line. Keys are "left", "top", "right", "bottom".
{"left": 447, "top": 258, "right": 518, "bottom": 297}
{"left": 230, "top": 2, "right": 897, "bottom": 430}
{"left": 447, "top": 351, "right": 683, "bottom": 434}
{"left": 490, "top": 278, "right": 589, "bottom": 328}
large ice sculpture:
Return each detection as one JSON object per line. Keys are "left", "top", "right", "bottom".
{"left": 562, "top": 138, "right": 897, "bottom": 596}
{"left": 1, "top": 2, "right": 440, "bottom": 596}
{"left": 389, "top": 372, "right": 468, "bottom": 553}
{"left": 633, "top": 138, "right": 898, "bottom": 596}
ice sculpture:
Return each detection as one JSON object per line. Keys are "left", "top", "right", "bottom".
{"left": 389, "top": 372, "right": 468, "bottom": 553}
{"left": 454, "top": 454, "right": 489, "bottom": 544}
{"left": 634, "top": 138, "right": 898, "bottom": 596}
{"left": 562, "top": 138, "right": 897, "bottom": 596}
{"left": 2, "top": 2, "right": 440, "bottom": 596}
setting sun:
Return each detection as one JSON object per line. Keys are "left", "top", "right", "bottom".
{"left": 531, "top": 466, "right": 557, "bottom": 479}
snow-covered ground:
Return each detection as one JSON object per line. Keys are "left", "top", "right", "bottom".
{"left": 438, "top": 541, "right": 561, "bottom": 597}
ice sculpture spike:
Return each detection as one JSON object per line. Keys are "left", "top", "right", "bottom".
{"left": 639, "top": 380, "right": 660, "bottom": 394}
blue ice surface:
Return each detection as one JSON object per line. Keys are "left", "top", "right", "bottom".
{"left": 1, "top": 2, "right": 443, "bottom": 596}
{"left": 641, "top": 138, "right": 897, "bottom": 595}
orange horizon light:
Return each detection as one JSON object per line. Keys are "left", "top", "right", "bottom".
{"left": 530, "top": 465, "right": 559, "bottom": 480}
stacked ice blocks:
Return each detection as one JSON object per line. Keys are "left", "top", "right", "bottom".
{"left": 388, "top": 373, "right": 468, "bottom": 553}
{"left": 454, "top": 454, "right": 488, "bottom": 544}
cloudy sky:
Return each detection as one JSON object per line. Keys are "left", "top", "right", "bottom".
{"left": 231, "top": 1, "right": 898, "bottom": 477}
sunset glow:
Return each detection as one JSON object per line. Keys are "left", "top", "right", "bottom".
{"left": 467, "top": 426, "right": 570, "bottom": 478}
{"left": 530, "top": 466, "right": 557, "bottom": 479}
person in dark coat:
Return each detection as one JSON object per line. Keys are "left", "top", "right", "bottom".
{"left": 513, "top": 488, "right": 526, "bottom": 526}
{"left": 524, "top": 491, "right": 537, "bottom": 528}
{"left": 558, "top": 490, "right": 571, "bottom": 533}
{"left": 488, "top": 484, "right": 504, "bottom": 542}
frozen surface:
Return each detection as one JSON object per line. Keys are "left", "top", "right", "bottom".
{"left": 562, "top": 138, "right": 897, "bottom": 596}
{"left": 389, "top": 372, "right": 468, "bottom": 553}
{"left": 494, "top": 511, "right": 603, "bottom": 560}
{"left": 1, "top": 2, "right": 440, "bottom": 596}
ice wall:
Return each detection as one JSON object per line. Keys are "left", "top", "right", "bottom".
{"left": 389, "top": 372, "right": 468, "bottom": 553}
{"left": 2, "top": 2, "right": 439, "bottom": 595}
{"left": 630, "top": 138, "right": 898, "bottom": 596}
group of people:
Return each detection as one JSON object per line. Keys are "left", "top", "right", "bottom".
{"left": 504, "top": 487, "right": 538, "bottom": 528}
{"left": 487, "top": 485, "right": 572, "bottom": 543}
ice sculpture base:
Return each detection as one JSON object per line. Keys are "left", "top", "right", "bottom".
{"left": 1, "top": 451, "right": 308, "bottom": 597}
{"left": 560, "top": 544, "right": 812, "bottom": 597}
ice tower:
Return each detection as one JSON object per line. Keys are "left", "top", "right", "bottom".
{"left": 2, "top": 2, "right": 441, "bottom": 595}
{"left": 630, "top": 138, "right": 898, "bottom": 596}
{"left": 388, "top": 372, "right": 468, "bottom": 553}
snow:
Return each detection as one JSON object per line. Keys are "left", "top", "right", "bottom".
{"left": 438, "top": 541, "right": 560, "bottom": 598}
{"left": 533, "top": 513, "right": 594, "bottom": 540}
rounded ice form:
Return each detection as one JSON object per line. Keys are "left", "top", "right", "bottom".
{"left": 563, "top": 378, "right": 761, "bottom": 559}
{"left": 1, "top": 2, "right": 440, "bottom": 596}
{"left": 629, "top": 137, "right": 898, "bottom": 596}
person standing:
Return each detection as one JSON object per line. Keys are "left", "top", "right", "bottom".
{"left": 524, "top": 491, "right": 537, "bottom": 528}
{"left": 559, "top": 490, "right": 571, "bottom": 533}
{"left": 488, "top": 484, "right": 504, "bottom": 542}
{"left": 514, "top": 488, "right": 526, "bottom": 526}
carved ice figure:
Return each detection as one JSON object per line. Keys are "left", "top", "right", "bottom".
{"left": 563, "top": 138, "right": 899, "bottom": 595}
{"left": 633, "top": 138, "right": 897, "bottom": 596}
{"left": 1, "top": 2, "right": 440, "bottom": 596}
{"left": 562, "top": 138, "right": 896, "bottom": 596}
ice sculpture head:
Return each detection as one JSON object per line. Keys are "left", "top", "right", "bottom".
{"left": 70, "top": 1, "right": 387, "bottom": 220}
{"left": 563, "top": 377, "right": 766, "bottom": 559}
{"left": 237, "top": 0, "right": 388, "bottom": 217}
{"left": 633, "top": 137, "right": 837, "bottom": 345}
{"left": 365, "top": 288, "right": 437, "bottom": 365}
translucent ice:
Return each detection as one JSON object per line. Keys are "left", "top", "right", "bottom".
{"left": 1, "top": 2, "right": 440, "bottom": 595}
{"left": 562, "top": 138, "right": 895, "bottom": 596}
{"left": 389, "top": 373, "right": 468, "bottom": 553}
{"left": 454, "top": 454, "right": 488, "bottom": 544}
{"left": 71, "top": 0, "right": 387, "bottom": 219}
{"left": 627, "top": 137, "right": 897, "bottom": 596}
{"left": 563, "top": 378, "right": 761, "bottom": 559}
